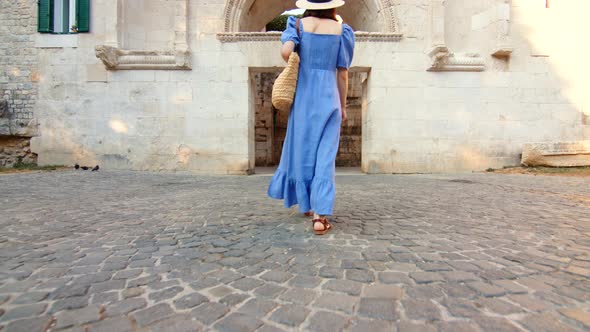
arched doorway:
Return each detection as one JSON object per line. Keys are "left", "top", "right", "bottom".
{"left": 222, "top": 0, "right": 399, "bottom": 33}
{"left": 219, "top": 0, "right": 401, "bottom": 173}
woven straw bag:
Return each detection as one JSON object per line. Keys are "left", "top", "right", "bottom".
{"left": 272, "top": 19, "right": 301, "bottom": 112}
{"left": 272, "top": 52, "right": 300, "bottom": 111}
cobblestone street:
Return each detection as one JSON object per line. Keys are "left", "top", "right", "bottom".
{"left": 0, "top": 170, "right": 589, "bottom": 332}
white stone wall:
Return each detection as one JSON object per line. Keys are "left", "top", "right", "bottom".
{"left": 0, "top": 0, "right": 38, "bottom": 122}
{"left": 18, "top": 0, "right": 590, "bottom": 173}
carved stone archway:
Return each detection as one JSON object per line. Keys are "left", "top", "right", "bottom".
{"left": 222, "top": 0, "right": 399, "bottom": 33}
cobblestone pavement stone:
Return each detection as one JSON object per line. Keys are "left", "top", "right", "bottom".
{"left": 1, "top": 171, "right": 589, "bottom": 332}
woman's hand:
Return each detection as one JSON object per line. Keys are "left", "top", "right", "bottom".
{"left": 341, "top": 108, "right": 347, "bottom": 122}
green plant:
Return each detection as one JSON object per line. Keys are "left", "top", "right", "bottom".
{"left": 266, "top": 14, "right": 302, "bottom": 32}
{"left": 485, "top": 168, "right": 495, "bottom": 172}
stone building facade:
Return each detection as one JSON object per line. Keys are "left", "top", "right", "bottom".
{"left": 2, "top": 0, "right": 589, "bottom": 173}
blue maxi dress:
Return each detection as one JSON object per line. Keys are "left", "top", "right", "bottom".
{"left": 268, "top": 16, "right": 355, "bottom": 216}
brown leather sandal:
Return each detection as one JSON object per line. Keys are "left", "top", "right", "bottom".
{"left": 312, "top": 218, "right": 332, "bottom": 235}
{"left": 304, "top": 211, "right": 314, "bottom": 217}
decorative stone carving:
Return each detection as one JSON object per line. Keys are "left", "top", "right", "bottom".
{"left": 95, "top": 45, "right": 119, "bottom": 70}
{"left": 427, "top": 46, "right": 485, "bottom": 72}
{"left": 95, "top": 46, "right": 191, "bottom": 70}
{"left": 522, "top": 141, "right": 590, "bottom": 167}
{"left": 492, "top": 0, "right": 513, "bottom": 59}
{"left": 492, "top": 47, "right": 513, "bottom": 59}
{"left": 96, "top": 0, "right": 191, "bottom": 71}
{"left": 217, "top": 31, "right": 402, "bottom": 43}
{"left": 427, "top": 0, "right": 485, "bottom": 72}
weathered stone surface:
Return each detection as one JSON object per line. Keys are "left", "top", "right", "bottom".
{"left": 260, "top": 271, "right": 293, "bottom": 283}
{"left": 269, "top": 305, "right": 310, "bottom": 327}
{"left": 287, "top": 275, "right": 322, "bottom": 289}
{"left": 1, "top": 303, "right": 47, "bottom": 321}
{"left": 50, "top": 284, "right": 89, "bottom": 299}
{"left": 4, "top": 316, "right": 53, "bottom": 332}
{"left": 253, "top": 284, "right": 286, "bottom": 298}
{"left": 88, "top": 280, "right": 125, "bottom": 294}
{"left": 358, "top": 298, "right": 398, "bottom": 321}
{"left": 363, "top": 284, "right": 404, "bottom": 299}
{"left": 323, "top": 280, "right": 363, "bottom": 296}
{"left": 519, "top": 313, "right": 578, "bottom": 332}
{"left": 467, "top": 281, "right": 506, "bottom": 297}
{"left": 105, "top": 298, "right": 147, "bottom": 317}
{"left": 146, "top": 314, "right": 205, "bottom": 332}
{"left": 231, "top": 278, "right": 264, "bottom": 291}
{"left": 378, "top": 272, "right": 412, "bottom": 284}
{"left": 214, "top": 313, "right": 263, "bottom": 332}
{"left": 442, "top": 298, "right": 481, "bottom": 318}
{"left": 278, "top": 288, "right": 317, "bottom": 305}
{"left": 132, "top": 304, "right": 174, "bottom": 328}
{"left": 345, "top": 269, "right": 375, "bottom": 283}
{"left": 174, "top": 293, "right": 209, "bottom": 310}
{"left": 522, "top": 141, "right": 590, "bottom": 167}
{"left": 313, "top": 293, "right": 358, "bottom": 314}
{"left": 409, "top": 272, "right": 444, "bottom": 284}
{"left": 88, "top": 316, "right": 134, "bottom": 332}
{"left": 474, "top": 316, "right": 523, "bottom": 332}
{"left": 191, "top": 302, "right": 230, "bottom": 325}
{"left": 308, "top": 311, "right": 351, "bottom": 332}
{"left": 49, "top": 296, "right": 89, "bottom": 313}
{"left": 402, "top": 299, "right": 441, "bottom": 321}
{"left": 12, "top": 292, "right": 49, "bottom": 304}
{"left": 91, "top": 292, "right": 119, "bottom": 306}
{"left": 238, "top": 299, "right": 278, "bottom": 316}
{"left": 122, "top": 287, "right": 144, "bottom": 299}
{"left": 220, "top": 293, "right": 250, "bottom": 306}
{"left": 436, "top": 321, "right": 480, "bottom": 332}
{"left": 54, "top": 305, "right": 101, "bottom": 330}
{"left": 558, "top": 308, "right": 590, "bottom": 328}
{"left": 148, "top": 286, "right": 184, "bottom": 302}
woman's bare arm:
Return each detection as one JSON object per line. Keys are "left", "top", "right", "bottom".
{"left": 281, "top": 41, "right": 295, "bottom": 62}
{"left": 337, "top": 68, "right": 348, "bottom": 121}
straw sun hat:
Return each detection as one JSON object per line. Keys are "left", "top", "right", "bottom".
{"left": 295, "top": 0, "right": 345, "bottom": 10}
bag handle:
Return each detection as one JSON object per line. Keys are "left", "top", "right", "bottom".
{"left": 295, "top": 18, "right": 301, "bottom": 53}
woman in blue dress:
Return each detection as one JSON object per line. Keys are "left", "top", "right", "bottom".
{"left": 268, "top": 0, "right": 355, "bottom": 235}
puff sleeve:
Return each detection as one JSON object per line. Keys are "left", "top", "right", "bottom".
{"left": 281, "top": 16, "right": 300, "bottom": 47}
{"left": 337, "top": 24, "right": 355, "bottom": 70}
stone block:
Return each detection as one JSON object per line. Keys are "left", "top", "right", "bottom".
{"left": 269, "top": 305, "right": 309, "bottom": 327}
{"left": 358, "top": 298, "right": 398, "bottom": 321}
{"left": 85, "top": 64, "right": 107, "bottom": 82}
{"left": 521, "top": 141, "right": 590, "bottom": 167}
{"left": 308, "top": 311, "right": 351, "bottom": 332}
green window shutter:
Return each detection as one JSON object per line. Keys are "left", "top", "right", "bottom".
{"left": 76, "top": 0, "right": 90, "bottom": 32}
{"left": 38, "top": 0, "right": 53, "bottom": 33}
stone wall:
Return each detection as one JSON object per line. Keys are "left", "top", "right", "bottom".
{"left": 0, "top": 137, "right": 36, "bottom": 167}
{"left": 0, "top": 0, "right": 38, "bottom": 121}
{"left": 0, "top": 0, "right": 39, "bottom": 167}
